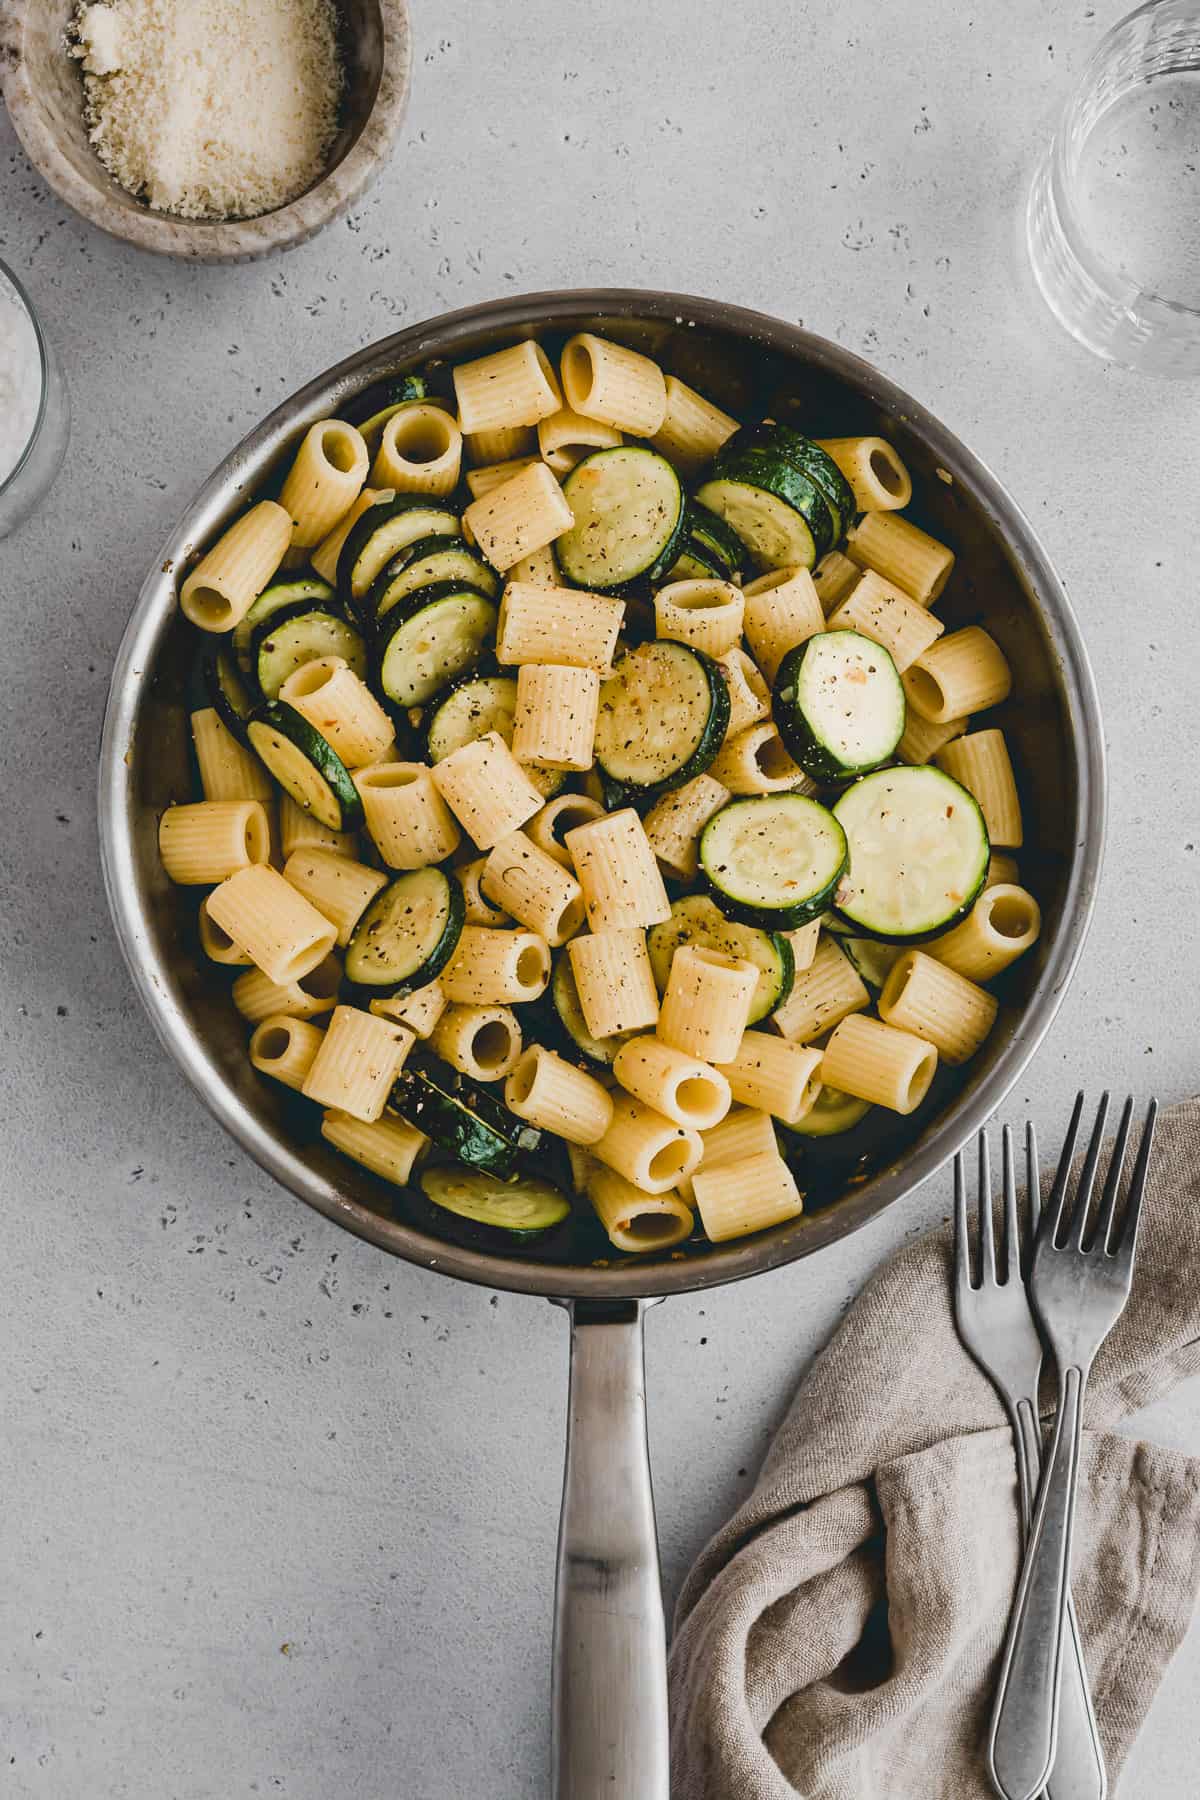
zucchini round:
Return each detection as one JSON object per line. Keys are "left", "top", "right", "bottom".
{"left": 725, "top": 424, "right": 857, "bottom": 544}
{"left": 696, "top": 447, "right": 836, "bottom": 572}
{"left": 700, "top": 794, "right": 848, "bottom": 929}
{"left": 787, "top": 1086, "right": 873, "bottom": 1136}
{"left": 838, "top": 937, "right": 904, "bottom": 990}
{"left": 344, "top": 372, "right": 431, "bottom": 445}
{"left": 376, "top": 583, "right": 498, "bottom": 710}
{"left": 394, "top": 1065, "right": 543, "bottom": 1179}
{"left": 252, "top": 603, "right": 368, "bottom": 701}
{"left": 203, "top": 645, "right": 257, "bottom": 741}
{"left": 556, "top": 446, "right": 688, "bottom": 591}
{"left": 833, "top": 766, "right": 990, "bottom": 939}
{"left": 417, "top": 1166, "right": 570, "bottom": 1243}
{"left": 246, "top": 701, "right": 363, "bottom": 832}
{"left": 371, "top": 535, "right": 500, "bottom": 624}
{"left": 337, "top": 495, "right": 461, "bottom": 617}
{"left": 772, "top": 631, "right": 905, "bottom": 782}
{"left": 687, "top": 501, "right": 747, "bottom": 577}
{"left": 594, "top": 640, "right": 729, "bottom": 793}
{"left": 344, "top": 866, "right": 465, "bottom": 994}
{"left": 647, "top": 895, "right": 794, "bottom": 1024}
{"left": 233, "top": 577, "right": 335, "bottom": 673}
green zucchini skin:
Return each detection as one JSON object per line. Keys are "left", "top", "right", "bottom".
{"left": 233, "top": 577, "right": 336, "bottom": 673}
{"left": 594, "top": 640, "right": 730, "bottom": 795}
{"left": 336, "top": 495, "right": 461, "bottom": 619}
{"left": 374, "top": 582, "right": 498, "bottom": 710}
{"left": 709, "top": 447, "right": 836, "bottom": 555}
{"left": 251, "top": 602, "right": 368, "bottom": 701}
{"left": 832, "top": 766, "right": 990, "bottom": 941}
{"left": 247, "top": 700, "right": 364, "bottom": 832}
{"left": 393, "top": 1065, "right": 544, "bottom": 1179}
{"left": 414, "top": 1165, "right": 570, "bottom": 1245}
{"left": 369, "top": 535, "right": 500, "bottom": 623}
{"left": 343, "top": 372, "right": 430, "bottom": 432}
{"left": 724, "top": 424, "right": 856, "bottom": 543}
{"left": 344, "top": 867, "right": 465, "bottom": 995}
{"left": 687, "top": 501, "right": 747, "bottom": 576}
{"left": 556, "top": 446, "right": 689, "bottom": 592}
{"left": 772, "top": 633, "right": 905, "bottom": 783}
{"left": 699, "top": 794, "right": 848, "bottom": 930}
{"left": 203, "top": 645, "right": 257, "bottom": 742}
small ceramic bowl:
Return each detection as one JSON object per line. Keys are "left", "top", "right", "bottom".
{"left": 0, "top": 0, "right": 411, "bottom": 261}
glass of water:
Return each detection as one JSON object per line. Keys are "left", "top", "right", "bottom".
{"left": 0, "top": 259, "right": 71, "bottom": 538}
{"left": 1027, "top": 0, "right": 1200, "bottom": 375}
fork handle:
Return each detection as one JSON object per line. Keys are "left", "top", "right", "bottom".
{"left": 990, "top": 1366, "right": 1086, "bottom": 1800}
{"left": 1017, "top": 1401, "right": 1108, "bottom": 1800}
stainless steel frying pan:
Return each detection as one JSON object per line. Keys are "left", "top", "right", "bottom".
{"left": 98, "top": 290, "right": 1105, "bottom": 1798}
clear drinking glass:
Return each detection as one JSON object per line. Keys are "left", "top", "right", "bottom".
{"left": 1027, "top": 0, "right": 1200, "bottom": 375}
{"left": 0, "top": 259, "right": 71, "bottom": 538}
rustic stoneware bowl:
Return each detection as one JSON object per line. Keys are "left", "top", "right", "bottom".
{"left": 0, "top": 0, "right": 411, "bottom": 260}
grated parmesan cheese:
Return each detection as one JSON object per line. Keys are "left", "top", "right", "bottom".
{"left": 71, "top": 0, "right": 344, "bottom": 221}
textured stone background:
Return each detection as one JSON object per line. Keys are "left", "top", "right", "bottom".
{"left": 2, "top": 1, "right": 1198, "bottom": 1793}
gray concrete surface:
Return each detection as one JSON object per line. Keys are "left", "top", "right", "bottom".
{"left": 2, "top": 1, "right": 1198, "bottom": 1793}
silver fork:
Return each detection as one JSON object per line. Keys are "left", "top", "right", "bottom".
{"left": 988, "top": 1092, "right": 1158, "bottom": 1800}
{"left": 953, "top": 1122, "right": 1106, "bottom": 1800}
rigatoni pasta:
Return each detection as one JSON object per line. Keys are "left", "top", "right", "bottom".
{"left": 452, "top": 340, "right": 562, "bottom": 434}
{"left": 441, "top": 927, "right": 551, "bottom": 1006}
{"left": 820, "top": 1013, "right": 939, "bottom": 1114}
{"left": 653, "top": 579, "right": 744, "bottom": 658}
{"left": 649, "top": 375, "right": 737, "bottom": 472}
{"left": 191, "top": 708, "right": 274, "bottom": 804}
{"left": 280, "top": 657, "right": 395, "bottom": 769}
{"left": 936, "top": 728, "right": 1023, "bottom": 847}
{"left": 463, "top": 459, "right": 573, "bottom": 571}
{"left": 586, "top": 1167, "right": 695, "bottom": 1254}
{"left": 208, "top": 863, "right": 337, "bottom": 985}
{"left": 430, "top": 732, "right": 544, "bottom": 849}
{"left": 611, "top": 1037, "right": 731, "bottom": 1132}
{"left": 282, "top": 848, "right": 387, "bottom": 946}
{"left": 591, "top": 1091, "right": 702, "bottom": 1194}
{"left": 537, "top": 406, "right": 623, "bottom": 474}
{"left": 354, "top": 762, "right": 461, "bottom": 869}
{"left": 657, "top": 945, "right": 759, "bottom": 1063}
{"left": 180, "top": 500, "right": 291, "bottom": 632}
{"left": 827, "top": 570, "right": 944, "bottom": 673}
{"left": 567, "top": 929, "right": 660, "bottom": 1038}
{"left": 773, "top": 935, "right": 870, "bottom": 1043}
{"left": 370, "top": 403, "right": 462, "bottom": 496}
{"left": 497, "top": 581, "right": 624, "bottom": 670}
{"left": 279, "top": 420, "right": 369, "bottom": 549}
{"left": 926, "top": 884, "right": 1042, "bottom": 982}
{"left": 511, "top": 664, "right": 600, "bottom": 771}
{"left": 905, "top": 628, "right": 1012, "bottom": 723}
{"left": 845, "top": 510, "right": 955, "bottom": 605}
{"left": 713, "top": 1032, "right": 823, "bottom": 1126}
{"left": 693, "top": 1152, "right": 803, "bottom": 1243}
{"left": 642, "top": 774, "right": 730, "bottom": 881}
{"left": 249, "top": 1016, "right": 326, "bottom": 1091}
{"left": 301, "top": 1005, "right": 413, "bottom": 1121}
{"left": 481, "top": 831, "right": 585, "bottom": 945}
{"left": 815, "top": 436, "right": 912, "bottom": 512}
{"left": 565, "top": 809, "right": 671, "bottom": 933}
{"left": 232, "top": 953, "right": 342, "bottom": 1025}
{"left": 878, "top": 950, "right": 998, "bottom": 1065}
{"left": 504, "top": 1046, "right": 614, "bottom": 1145}
{"left": 159, "top": 800, "right": 271, "bottom": 885}
{"left": 321, "top": 1109, "right": 429, "bottom": 1186}
{"left": 560, "top": 332, "right": 667, "bottom": 435}
{"left": 431, "top": 1005, "right": 523, "bottom": 1082}
{"left": 741, "top": 566, "right": 824, "bottom": 680}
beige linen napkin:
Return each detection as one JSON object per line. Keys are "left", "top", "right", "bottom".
{"left": 670, "top": 1096, "right": 1200, "bottom": 1799}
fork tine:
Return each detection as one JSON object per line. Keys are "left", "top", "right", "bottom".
{"left": 1111, "top": 1097, "right": 1158, "bottom": 1264}
{"left": 1069, "top": 1092, "right": 1111, "bottom": 1248}
{"left": 978, "top": 1129, "right": 996, "bottom": 1286}
{"left": 953, "top": 1150, "right": 972, "bottom": 1290}
{"left": 1043, "top": 1089, "right": 1086, "bottom": 1246}
{"left": 1026, "top": 1119, "right": 1040, "bottom": 1239}
{"left": 1093, "top": 1095, "right": 1134, "bottom": 1251}
{"left": 1001, "top": 1124, "right": 1020, "bottom": 1283}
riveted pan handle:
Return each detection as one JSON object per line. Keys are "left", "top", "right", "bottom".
{"left": 551, "top": 1297, "right": 669, "bottom": 1800}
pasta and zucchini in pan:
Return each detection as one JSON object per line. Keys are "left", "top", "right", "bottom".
{"left": 161, "top": 334, "right": 1042, "bottom": 1257}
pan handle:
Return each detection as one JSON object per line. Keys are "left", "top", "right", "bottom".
{"left": 551, "top": 1296, "right": 670, "bottom": 1800}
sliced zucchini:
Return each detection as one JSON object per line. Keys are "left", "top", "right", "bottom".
{"left": 700, "top": 794, "right": 848, "bottom": 929}
{"left": 425, "top": 673, "right": 564, "bottom": 799}
{"left": 417, "top": 1165, "right": 570, "bottom": 1242}
{"left": 839, "top": 937, "right": 904, "bottom": 990}
{"left": 646, "top": 895, "right": 794, "bottom": 1024}
{"left": 253, "top": 604, "right": 368, "bottom": 701}
{"left": 344, "top": 372, "right": 431, "bottom": 447}
{"left": 665, "top": 544, "right": 727, "bottom": 583}
{"left": 337, "top": 495, "right": 461, "bottom": 617}
{"left": 594, "top": 640, "right": 729, "bottom": 793}
{"left": 725, "top": 424, "right": 856, "bottom": 544}
{"left": 246, "top": 701, "right": 362, "bottom": 832}
{"left": 688, "top": 501, "right": 747, "bottom": 577}
{"left": 233, "top": 577, "right": 335, "bottom": 673}
{"left": 203, "top": 645, "right": 257, "bottom": 741}
{"left": 787, "top": 1086, "right": 873, "bottom": 1136}
{"left": 556, "top": 446, "right": 688, "bottom": 591}
{"left": 549, "top": 955, "right": 633, "bottom": 1067}
{"left": 833, "top": 766, "right": 989, "bottom": 939}
{"left": 772, "top": 631, "right": 905, "bottom": 782}
{"left": 376, "top": 583, "right": 498, "bottom": 710}
{"left": 344, "top": 866, "right": 465, "bottom": 993}
{"left": 371, "top": 535, "right": 500, "bottom": 624}
{"left": 696, "top": 448, "right": 836, "bottom": 572}
{"left": 393, "top": 1065, "right": 543, "bottom": 1179}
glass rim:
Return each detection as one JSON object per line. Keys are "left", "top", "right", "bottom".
{"left": 0, "top": 256, "right": 51, "bottom": 501}
{"left": 1047, "top": 0, "right": 1200, "bottom": 322}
